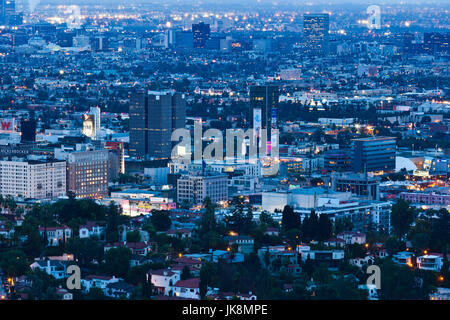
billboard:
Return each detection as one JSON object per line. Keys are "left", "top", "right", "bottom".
{"left": 0, "top": 118, "right": 17, "bottom": 133}
{"left": 82, "top": 114, "right": 96, "bottom": 139}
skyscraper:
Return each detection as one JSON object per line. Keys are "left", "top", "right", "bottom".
{"left": 0, "top": 0, "right": 15, "bottom": 24}
{"left": 351, "top": 136, "right": 396, "bottom": 173}
{"left": 303, "top": 13, "right": 330, "bottom": 56}
{"left": 192, "top": 22, "right": 210, "bottom": 48}
{"left": 250, "top": 85, "right": 279, "bottom": 149}
{"left": 20, "top": 119, "right": 36, "bottom": 143}
{"left": 129, "top": 90, "right": 186, "bottom": 159}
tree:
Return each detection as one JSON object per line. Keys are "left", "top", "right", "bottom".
{"left": 106, "top": 203, "right": 121, "bottom": 243}
{"left": 282, "top": 205, "right": 300, "bottom": 232}
{"left": 126, "top": 230, "right": 141, "bottom": 242}
{"left": 199, "top": 261, "right": 215, "bottom": 299}
{"left": 228, "top": 197, "right": 253, "bottom": 234}
{"left": 66, "top": 238, "right": 103, "bottom": 266}
{"left": 199, "top": 198, "right": 216, "bottom": 236}
{"left": 430, "top": 208, "right": 449, "bottom": 253}
{"left": 260, "top": 211, "right": 277, "bottom": 228}
{"left": 385, "top": 237, "right": 404, "bottom": 256}
{"left": 150, "top": 210, "right": 172, "bottom": 231}
{"left": 0, "top": 249, "right": 29, "bottom": 277}
{"left": 318, "top": 214, "right": 332, "bottom": 241}
{"left": 379, "top": 258, "right": 433, "bottom": 299}
{"left": 104, "top": 247, "right": 132, "bottom": 278}
{"left": 391, "top": 199, "right": 414, "bottom": 239}
{"left": 181, "top": 265, "right": 192, "bottom": 280}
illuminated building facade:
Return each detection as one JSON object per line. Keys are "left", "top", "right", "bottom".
{"left": 303, "top": 13, "right": 330, "bottom": 56}
{"left": 129, "top": 90, "right": 186, "bottom": 159}
{"left": 66, "top": 150, "right": 109, "bottom": 199}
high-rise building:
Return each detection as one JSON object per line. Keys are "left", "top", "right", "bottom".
{"left": 90, "top": 106, "right": 101, "bottom": 136}
{"left": 423, "top": 32, "right": 450, "bottom": 55}
{"left": 250, "top": 85, "right": 279, "bottom": 147}
{"left": 65, "top": 149, "right": 109, "bottom": 199}
{"left": 192, "top": 22, "right": 210, "bottom": 48}
{"left": 0, "top": 0, "right": 15, "bottom": 24}
{"left": 82, "top": 114, "right": 96, "bottom": 139}
{"left": 129, "top": 90, "right": 186, "bottom": 159}
{"left": 331, "top": 172, "right": 381, "bottom": 200}
{"left": 351, "top": 137, "right": 396, "bottom": 173}
{"left": 303, "top": 13, "right": 330, "bottom": 56}
{"left": 324, "top": 149, "right": 351, "bottom": 172}
{"left": 105, "top": 141, "right": 125, "bottom": 175}
{"left": 177, "top": 172, "right": 228, "bottom": 205}
{"left": 0, "top": 159, "right": 66, "bottom": 199}
{"left": 20, "top": 119, "right": 36, "bottom": 143}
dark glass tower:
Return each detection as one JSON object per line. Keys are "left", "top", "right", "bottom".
{"left": 351, "top": 137, "right": 396, "bottom": 173}
{"left": 129, "top": 90, "right": 186, "bottom": 159}
{"left": 250, "top": 85, "right": 279, "bottom": 143}
{"left": 192, "top": 22, "right": 210, "bottom": 48}
{"left": 303, "top": 13, "right": 330, "bottom": 56}
{"left": 21, "top": 119, "right": 36, "bottom": 143}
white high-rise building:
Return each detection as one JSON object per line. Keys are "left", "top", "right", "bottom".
{"left": 90, "top": 107, "right": 101, "bottom": 134}
{"left": 0, "top": 159, "right": 66, "bottom": 199}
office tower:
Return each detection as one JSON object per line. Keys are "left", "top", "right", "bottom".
{"left": 250, "top": 85, "right": 279, "bottom": 146}
{"left": 90, "top": 106, "right": 101, "bottom": 135}
{"left": 168, "top": 29, "right": 194, "bottom": 49}
{"left": 82, "top": 114, "right": 96, "bottom": 139}
{"left": 66, "top": 150, "right": 109, "bottom": 199}
{"left": 177, "top": 172, "right": 228, "bottom": 205}
{"left": 129, "top": 90, "right": 186, "bottom": 159}
{"left": 423, "top": 32, "right": 450, "bottom": 55}
{"left": 105, "top": 141, "right": 125, "bottom": 174}
{"left": 0, "top": 0, "right": 15, "bottom": 24}
{"left": 351, "top": 137, "right": 396, "bottom": 173}
{"left": 192, "top": 22, "right": 210, "bottom": 48}
{"left": 323, "top": 149, "right": 351, "bottom": 172}
{"left": 331, "top": 172, "right": 381, "bottom": 200}
{"left": 90, "top": 36, "right": 109, "bottom": 51}
{"left": 303, "top": 13, "right": 330, "bottom": 56}
{"left": 0, "top": 159, "right": 66, "bottom": 199}
{"left": 402, "top": 32, "right": 415, "bottom": 55}
{"left": 20, "top": 119, "right": 36, "bottom": 142}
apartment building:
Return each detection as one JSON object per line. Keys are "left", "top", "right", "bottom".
{"left": 177, "top": 172, "right": 228, "bottom": 205}
{"left": 0, "top": 159, "right": 66, "bottom": 199}
{"left": 66, "top": 150, "right": 109, "bottom": 199}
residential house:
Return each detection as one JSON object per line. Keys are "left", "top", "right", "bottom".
{"left": 224, "top": 235, "right": 254, "bottom": 254}
{"left": 81, "top": 275, "right": 120, "bottom": 293}
{"left": 105, "top": 281, "right": 135, "bottom": 299}
{"left": 30, "top": 260, "right": 69, "bottom": 279}
{"left": 172, "top": 278, "right": 201, "bottom": 300}
{"left": 417, "top": 253, "right": 449, "bottom": 272}
{"left": 148, "top": 269, "right": 180, "bottom": 296}
{"left": 39, "top": 226, "right": 72, "bottom": 246}
{"left": 79, "top": 221, "right": 106, "bottom": 240}
{"left": 337, "top": 231, "right": 366, "bottom": 245}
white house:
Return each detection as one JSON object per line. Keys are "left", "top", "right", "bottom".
{"left": 172, "top": 278, "right": 201, "bottom": 299}
{"left": 39, "top": 226, "right": 72, "bottom": 246}
{"left": 30, "top": 260, "right": 69, "bottom": 279}
{"left": 417, "top": 254, "right": 447, "bottom": 272}
{"left": 79, "top": 221, "right": 106, "bottom": 240}
{"left": 148, "top": 269, "right": 181, "bottom": 296}
{"left": 81, "top": 275, "right": 120, "bottom": 293}
{"left": 337, "top": 231, "right": 366, "bottom": 245}
{"left": 392, "top": 252, "right": 414, "bottom": 266}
